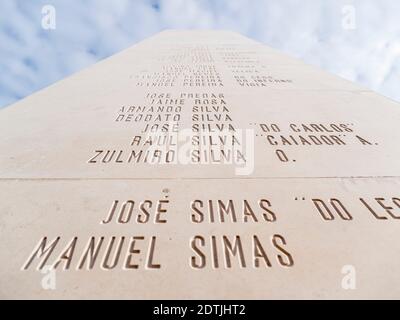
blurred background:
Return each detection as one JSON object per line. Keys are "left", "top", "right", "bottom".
{"left": 1, "top": 0, "right": 399, "bottom": 108}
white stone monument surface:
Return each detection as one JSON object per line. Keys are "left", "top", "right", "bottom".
{"left": 1, "top": 30, "right": 400, "bottom": 299}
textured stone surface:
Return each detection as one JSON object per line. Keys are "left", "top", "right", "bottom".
{"left": 1, "top": 30, "right": 399, "bottom": 299}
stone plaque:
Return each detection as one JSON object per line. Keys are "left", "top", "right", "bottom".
{"left": 1, "top": 30, "right": 400, "bottom": 299}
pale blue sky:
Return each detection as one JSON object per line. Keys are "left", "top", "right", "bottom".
{"left": 1, "top": 0, "right": 399, "bottom": 108}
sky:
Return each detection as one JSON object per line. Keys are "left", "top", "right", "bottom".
{"left": 0, "top": 0, "right": 399, "bottom": 108}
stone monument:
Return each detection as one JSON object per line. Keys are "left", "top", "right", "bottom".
{"left": 1, "top": 30, "right": 400, "bottom": 299}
